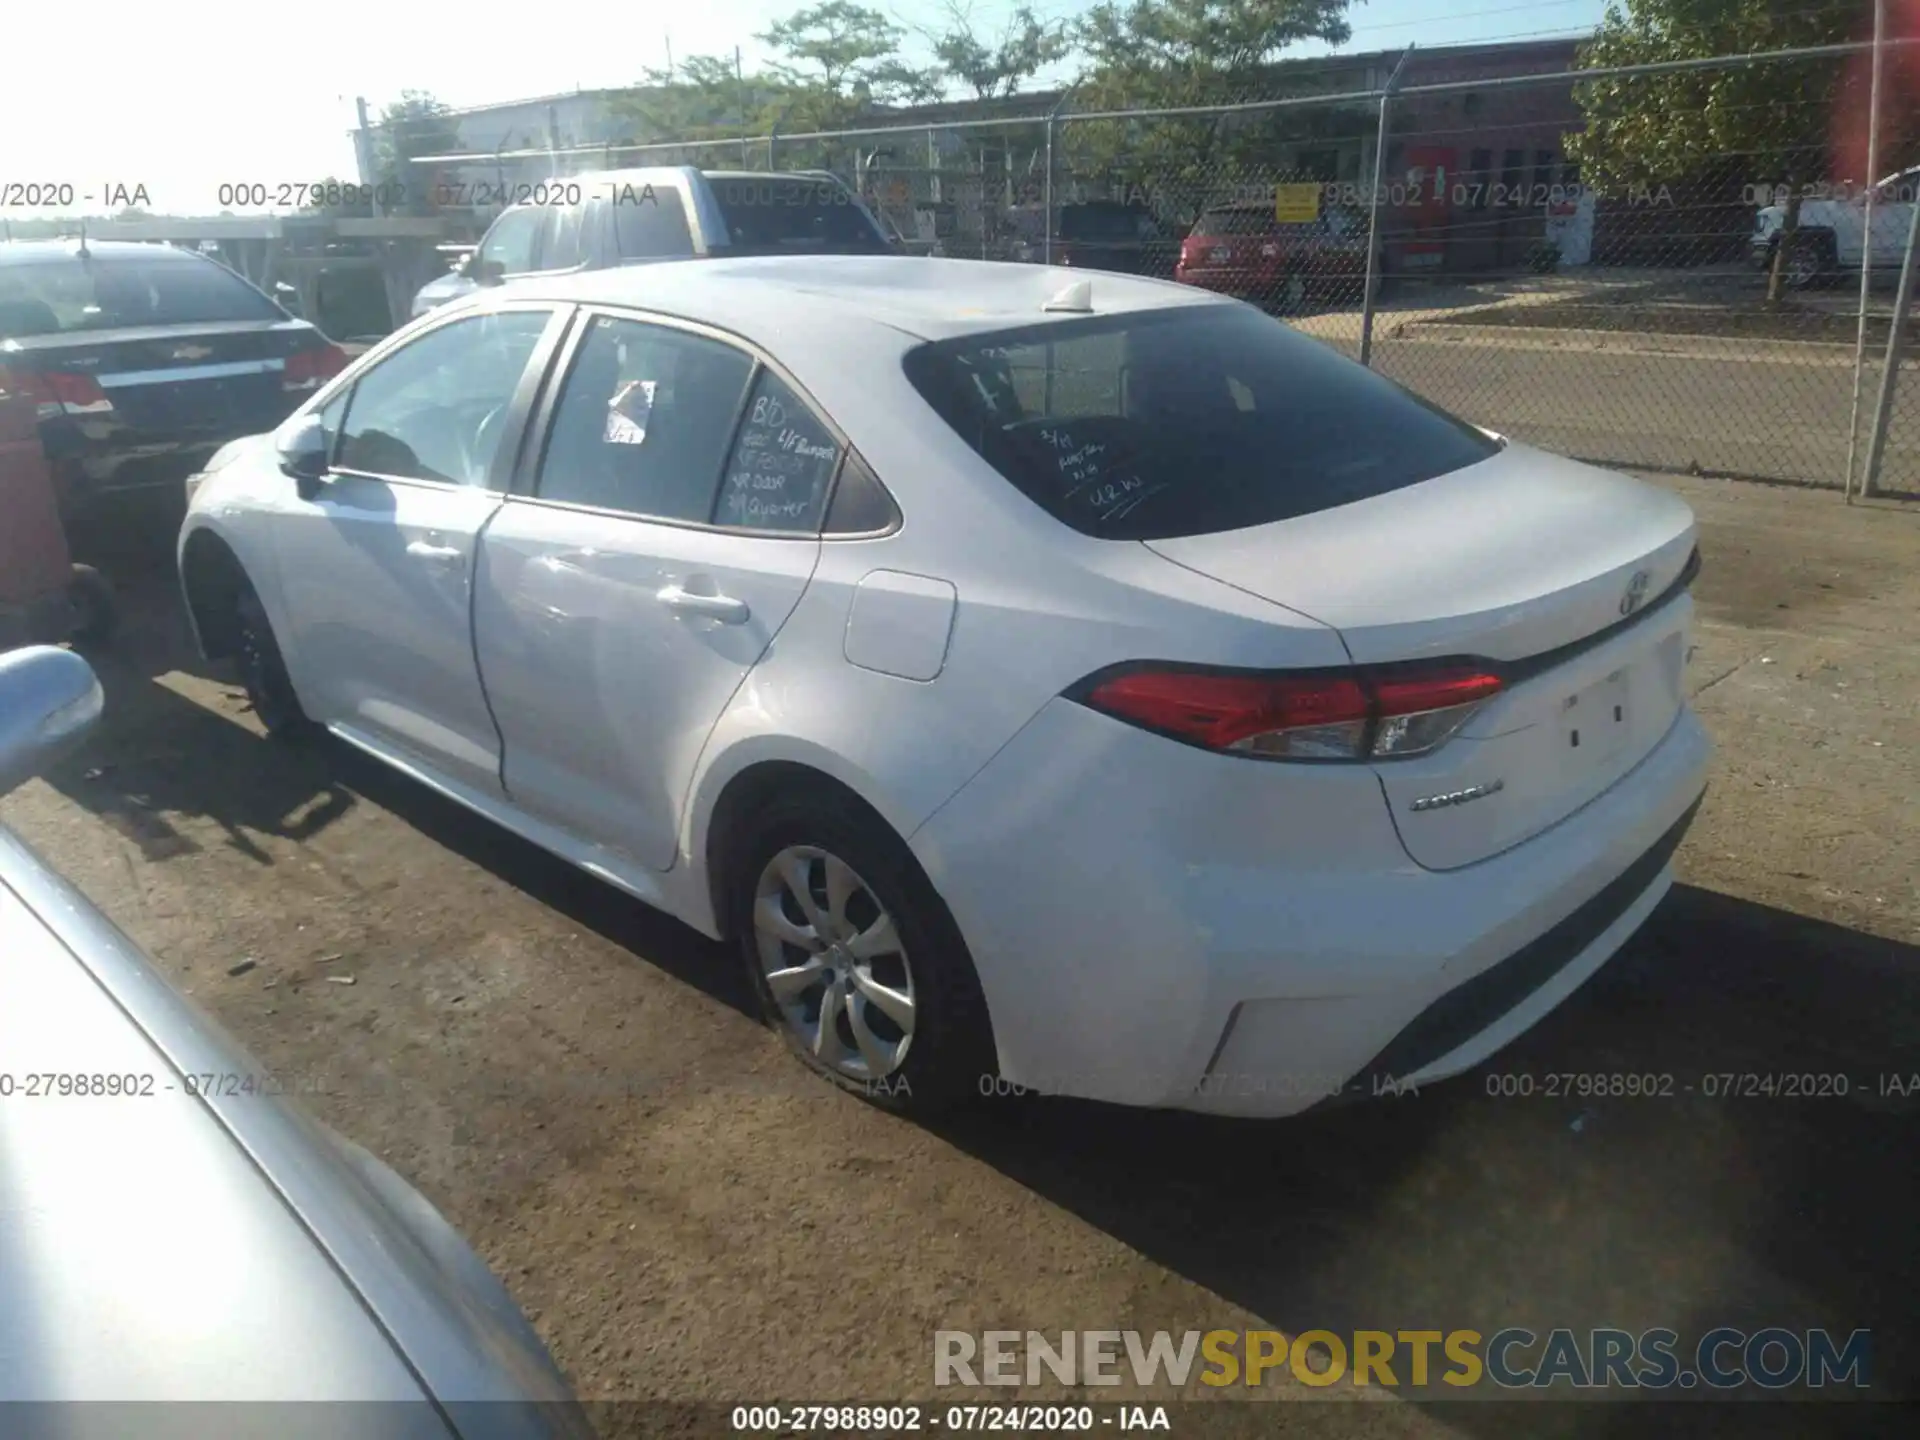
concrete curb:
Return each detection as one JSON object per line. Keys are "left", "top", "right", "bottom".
{"left": 1382, "top": 321, "right": 1920, "bottom": 368}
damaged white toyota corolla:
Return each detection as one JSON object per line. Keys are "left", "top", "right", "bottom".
{"left": 178, "top": 255, "right": 1710, "bottom": 1117}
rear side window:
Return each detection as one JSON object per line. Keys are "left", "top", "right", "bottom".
{"left": 901, "top": 305, "right": 1499, "bottom": 541}
{"left": 612, "top": 187, "right": 695, "bottom": 258}
{"left": 714, "top": 370, "right": 841, "bottom": 531}
{"left": 536, "top": 315, "right": 753, "bottom": 520}
{"left": 709, "top": 177, "right": 889, "bottom": 255}
{"left": 0, "top": 253, "right": 281, "bottom": 334}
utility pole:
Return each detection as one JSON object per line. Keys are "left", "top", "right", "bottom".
{"left": 736, "top": 46, "right": 744, "bottom": 83}
{"left": 353, "top": 96, "right": 385, "bottom": 216}
{"left": 1845, "top": 0, "right": 1888, "bottom": 499}
{"left": 665, "top": 35, "right": 675, "bottom": 82}
{"left": 1358, "top": 45, "right": 1415, "bottom": 368}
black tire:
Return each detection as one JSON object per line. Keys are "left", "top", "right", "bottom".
{"left": 1783, "top": 231, "right": 1836, "bottom": 291}
{"left": 67, "top": 564, "right": 118, "bottom": 647}
{"left": 731, "top": 787, "right": 996, "bottom": 1114}
{"left": 235, "top": 585, "right": 311, "bottom": 740}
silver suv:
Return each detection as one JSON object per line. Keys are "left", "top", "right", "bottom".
{"left": 412, "top": 165, "right": 896, "bottom": 317}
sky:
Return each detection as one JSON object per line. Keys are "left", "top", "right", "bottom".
{"left": 3, "top": 0, "right": 1610, "bottom": 217}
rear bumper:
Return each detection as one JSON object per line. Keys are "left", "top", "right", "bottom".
{"left": 911, "top": 697, "right": 1712, "bottom": 1117}
{"left": 43, "top": 420, "right": 285, "bottom": 515}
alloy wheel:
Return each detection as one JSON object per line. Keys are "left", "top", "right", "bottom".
{"left": 1785, "top": 244, "right": 1820, "bottom": 289}
{"left": 753, "top": 845, "right": 916, "bottom": 1082}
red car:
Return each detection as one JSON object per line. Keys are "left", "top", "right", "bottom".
{"left": 1175, "top": 201, "right": 1372, "bottom": 311}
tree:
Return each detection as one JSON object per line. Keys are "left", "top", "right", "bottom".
{"left": 1565, "top": 0, "right": 1879, "bottom": 303}
{"left": 372, "top": 91, "right": 463, "bottom": 215}
{"left": 617, "top": 54, "right": 774, "bottom": 143}
{"left": 759, "top": 1, "right": 939, "bottom": 103}
{"left": 1065, "top": 0, "right": 1356, "bottom": 194}
{"left": 930, "top": 3, "right": 1073, "bottom": 100}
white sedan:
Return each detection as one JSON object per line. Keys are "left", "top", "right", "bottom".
{"left": 178, "top": 255, "right": 1710, "bottom": 1117}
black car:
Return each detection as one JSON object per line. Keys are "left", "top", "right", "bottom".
{"left": 1012, "top": 201, "right": 1182, "bottom": 278}
{"left": 0, "top": 240, "right": 348, "bottom": 523}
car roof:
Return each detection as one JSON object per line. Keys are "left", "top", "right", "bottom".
{"left": 502, "top": 253, "right": 1227, "bottom": 348}
{"left": 0, "top": 239, "right": 204, "bottom": 266}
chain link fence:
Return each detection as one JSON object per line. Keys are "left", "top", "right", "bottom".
{"left": 399, "top": 39, "right": 1920, "bottom": 498}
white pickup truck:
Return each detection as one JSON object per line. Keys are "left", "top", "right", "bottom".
{"left": 1751, "top": 166, "right": 1919, "bottom": 288}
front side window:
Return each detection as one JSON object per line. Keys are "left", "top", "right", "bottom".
{"left": 536, "top": 315, "right": 753, "bottom": 521}
{"left": 313, "top": 388, "right": 351, "bottom": 461}
{"left": 335, "top": 309, "right": 551, "bottom": 485}
{"left": 902, "top": 304, "right": 1498, "bottom": 540}
{"left": 478, "top": 207, "right": 543, "bottom": 275}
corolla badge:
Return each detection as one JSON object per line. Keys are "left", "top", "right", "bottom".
{"left": 1619, "top": 569, "right": 1652, "bottom": 616}
{"left": 1409, "top": 779, "right": 1505, "bottom": 813}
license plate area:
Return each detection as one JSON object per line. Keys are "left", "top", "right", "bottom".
{"left": 1561, "top": 668, "right": 1631, "bottom": 764}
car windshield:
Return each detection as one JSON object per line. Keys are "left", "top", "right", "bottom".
{"left": 0, "top": 252, "right": 283, "bottom": 336}
{"left": 901, "top": 304, "right": 1500, "bottom": 540}
{"left": 708, "top": 177, "right": 890, "bottom": 255}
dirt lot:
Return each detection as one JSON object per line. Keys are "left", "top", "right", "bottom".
{"left": 4, "top": 477, "right": 1918, "bottom": 1436}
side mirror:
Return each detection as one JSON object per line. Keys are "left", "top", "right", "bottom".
{"left": 0, "top": 646, "right": 103, "bottom": 798}
{"left": 273, "top": 280, "right": 305, "bottom": 317}
{"left": 275, "top": 413, "right": 331, "bottom": 497}
{"left": 470, "top": 257, "right": 506, "bottom": 286}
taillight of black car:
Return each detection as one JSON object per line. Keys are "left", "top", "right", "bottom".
{"left": 1072, "top": 661, "right": 1505, "bottom": 762}
{"left": 0, "top": 365, "right": 114, "bottom": 417}
{"left": 282, "top": 343, "right": 350, "bottom": 394}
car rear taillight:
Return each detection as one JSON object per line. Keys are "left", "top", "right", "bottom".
{"left": 282, "top": 344, "right": 350, "bottom": 392}
{"left": 0, "top": 365, "right": 113, "bottom": 418}
{"left": 1077, "top": 663, "right": 1504, "bottom": 761}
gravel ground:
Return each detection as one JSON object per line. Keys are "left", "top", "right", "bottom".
{"left": 3, "top": 475, "right": 1917, "bottom": 1438}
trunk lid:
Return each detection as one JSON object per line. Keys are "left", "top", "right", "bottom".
{"left": 1145, "top": 443, "right": 1699, "bottom": 869}
{"left": 6, "top": 320, "right": 323, "bottom": 434}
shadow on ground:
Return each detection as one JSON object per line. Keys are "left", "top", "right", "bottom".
{"left": 931, "top": 885, "right": 1917, "bottom": 1436}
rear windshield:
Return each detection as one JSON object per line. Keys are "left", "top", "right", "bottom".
{"left": 708, "top": 177, "right": 890, "bottom": 255}
{"left": 900, "top": 305, "right": 1500, "bottom": 540}
{"left": 0, "top": 252, "right": 282, "bottom": 336}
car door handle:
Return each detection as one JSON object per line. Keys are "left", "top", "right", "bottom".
{"left": 406, "top": 540, "right": 463, "bottom": 563}
{"left": 656, "top": 585, "right": 750, "bottom": 624}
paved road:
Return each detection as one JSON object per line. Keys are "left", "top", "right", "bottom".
{"left": 4, "top": 491, "right": 1917, "bottom": 1435}
{"left": 1299, "top": 322, "right": 1920, "bottom": 496}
